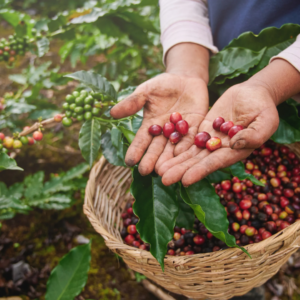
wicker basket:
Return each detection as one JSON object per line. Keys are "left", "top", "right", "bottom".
{"left": 84, "top": 144, "right": 300, "bottom": 300}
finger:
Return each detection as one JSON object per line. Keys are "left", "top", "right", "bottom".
{"left": 174, "top": 125, "right": 199, "bottom": 156}
{"left": 230, "top": 106, "right": 279, "bottom": 150}
{"left": 110, "top": 92, "right": 147, "bottom": 119}
{"left": 161, "top": 149, "right": 210, "bottom": 186}
{"left": 181, "top": 148, "right": 252, "bottom": 186}
{"left": 124, "top": 124, "right": 152, "bottom": 166}
{"left": 157, "top": 145, "right": 201, "bottom": 176}
{"left": 138, "top": 135, "right": 168, "bottom": 175}
{"left": 154, "top": 141, "right": 175, "bottom": 173}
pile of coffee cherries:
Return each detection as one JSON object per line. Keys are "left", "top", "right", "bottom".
{"left": 148, "top": 113, "right": 244, "bottom": 152}
{"left": 61, "top": 90, "right": 109, "bottom": 127}
{"left": 0, "top": 34, "right": 29, "bottom": 65}
{"left": 120, "top": 140, "right": 300, "bottom": 255}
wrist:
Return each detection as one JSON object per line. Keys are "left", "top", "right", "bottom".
{"left": 165, "top": 43, "right": 210, "bottom": 84}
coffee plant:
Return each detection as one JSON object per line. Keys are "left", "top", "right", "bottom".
{"left": 1, "top": 1, "right": 300, "bottom": 297}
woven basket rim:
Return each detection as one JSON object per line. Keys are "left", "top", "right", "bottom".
{"left": 84, "top": 156, "right": 300, "bottom": 265}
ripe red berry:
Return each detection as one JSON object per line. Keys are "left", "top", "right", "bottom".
{"left": 206, "top": 137, "right": 222, "bottom": 151}
{"left": 127, "top": 207, "right": 133, "bottom": 215}
{"left": 242, "top": 210, "right": 251, "bottom": 220}
{"left": 279, "top": 146, "right": 289, "bottom": 154}
{"left": 283, "top": 189, "right": 294, "bottom": 198}
{"left": 127, "top": 225, "right": 137, "bottom": 235}
{"left": 264, "top": 205, "right": 273, "bottom": 216}
{"left": 173, "top": 232, "right": 181, "bottom": 240}
{"left": 280, "top": 197, "right": 289, "bottom": 208}
{"left": 175, "top": 120, "right": 189, "bottom": 136}
{"left": 139, "top": 244, "right": 147, "bottom": 250}
{"left": 228, "top": 125, "right": 244, "bottom": 138}
{"left": 33, "top": 131, "right": 43, "bottom": 141}
{"left": 257, "top": 193, "right": 267, "bottom": 202}
{"left": 221, "top": 180, "right": 231, "bottom": 191}
{"left": 270, "top": 178, "right": 281, "bottom": 188}
{"left": 163, "top": 122, "right": 175, "bottom": 138}
{"left": 193, "top": 235, "right": 205, "bottom": 245}
{"left": 235, "top": 210, "right": 243, "bottom": 221}
{"left": 212, "top": 117, "right": 225, "bottom": 131}
{"left": 0, "top": 133, "right": 4, "bottom": 140}
{"left": 240, "top": 225, "right": 248, "bottom": 234}
{"left": 232, "top": 182, "right": 242, "bottom": 194}
{"left": 148, "top": 124, "right": 162, "bottom": 136}
{"left": 266, "top": 221, "right": 276, "bottom": 233}
{"left": 260, "top": 147, "right": 272, "bottom": 156}
{"left": 240, "top": 199, "right": 252, "bottom": 210}
{"left": 207, "top": 232, "right": 213, "bottom": 239}
{"left": 54, "top": 114, "right": 63, "bottom": 122}
{"left": 245, "top": 226, "right": 256, "bottom": 237}
{"left": 167, "top": 249, "right": 175, "bottom": 255}
{"left": 169, "top": 132, "right": 181, "bottom": 144}
{"left": 280, "top": 221, "right": 290, "bottom": 230}
{"left": 170, "top": 112, "right": 182, "bottom": 124}
{"left": 262, "top": 231, "right": 272, "bottom": 240}
{"left": 186, "top": 250, "right": 195, "bottom": 255}
{"left": 27, "top": 137, "right": 35, "bottom": 145}
{"left": 132, "top": 241, "right": 140, "bottom": 248}
{"left": 124, "top": 234, "right": 135, "bottom": 245}
{"left": 220, "top": 121, "right": 234, "bottom": 134}
{"left": 194, "top": 131, "right": 211, "bottom": 148}
{"left": 123, "top": 218, "right": 132, "bottom": 227}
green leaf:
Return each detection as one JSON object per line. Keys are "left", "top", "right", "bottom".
{"left": 15, "top": 21, "right": 27, "bottom": 37}
{"left": 62, "top": 163, "right": 89, "bottom": 182}
{"left": 118, "top": 115, "right": 142, "bottom": 134}
{"left": 209, "top": 47, "right": 266, "bottom": 85}
{"left": 9, "top": 74, "right": 27, "bottom": 85}
{"left": 27, "top": 194, "right": 73, "bottom": 209}
{"left": 24, "top": 171, "right": 45, "bottom": 199}
{"left": 206, "top": 170, "right": 231, "bottom": 183}
{"left": 117, "top": 126, "right": 135, "bottom": 144}
{"left": 0, "top": 153, "right": 23, "bottom": 171}
{"left": 118, "top": 86, "right": 136, "bottom": 101}
{"left": 223, "top": 162, "right": 264, "bottom": 186}
{"left": 175, "top": 188, "right": 194, "bottom": 230}
{"left": 131, "top": 168, "right": 178, "bottom": 271}
{"left": 37, "top": 37, "right": 50, "bottom": 57}
{"left": 79, "top": 119, "right": 102, "bottom": 167}
{"left": 5, "top": 101, "right": 36, "bottom": 114}
{"left": 45, "top": 242, "right": 91, "bottom": 300}
{"left": 225, "top": 24, "right": 300, "bottom": 72}
{"left": 65, "top": 70, "right": 117, "bottom": 101}
{"left": 0, "top": 9, "right": 21, "bottom": 27}
{"left": 180, "top": 181, "right": 249, "bottom": 257}
{"left": 69, "top": 8, "right": 106, "bottom": 24}
{"left": 271, "top": 100, "right": 300, "bottom": 144}
{"left": 101, "top": 131, "right": 126, "bottom": 167}
{"left": 59, "top": 41, "right": 75, "bottom": 63}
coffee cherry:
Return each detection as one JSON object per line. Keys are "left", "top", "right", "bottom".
{"left": 132, "top": 241, "right": 140, "bottom": 248}
{"left": 163, "top": 122, "right": 175, "bottom": 138}
{"left": 167, "top": 249, "right": 175, "bottom": 255}
{"left": 0, "top": 133, "right": 4, "bottom": 140}
{"left": 280, "top": 197, "right": 289, "bottom": 208}
{"left": 123, "top": 218, "right": 132, "bottom": 227}
{"left": 285, "top": 205, "right": 295, "bottom": 215}
{"left": 262, "top": 231, "right": 272, "bottom": 240}
{"left": 32, "top": 131, "right": 43, "bottom": 141}
{"left": 232, "top": 222, "right": 240, "bottom": 232}
{"left": 54, "top": 114, "right": 63, "bottom": 122}
{"left": 3, "top": 137, "right": 14, "bottom": 148}
{"left": 127, "top": 225, "right": 137, "bottom": 235}
{"left": 232, "top": 182, "right": 242, "bottom": 193}
{"left": 227, "top": 202, "right": 239, "bottom": 214}
{"left": 206, "top": 137, "right": 222, "bottom": 151}
{"left": 170, "top": 112, "right": 182, "bottom": 124}
{"left": 194, "top": 132, "right": 211, "bottom": 148}
{"left": 148, "top": 125, "right": 162, "bottom": 136}
{"left": 175, "top": 238, "right": 185, "bottom": 248}
{"left": 283, "top": 189, "right": 294, "bottom": 198}
{"left": 169, "top": 132, "right": 182, "bottom": 144}
{"left": 240, "top": 235, "right": 249, "bottom": 246}
{"left": 193, "top": 235, "right": 205, "bottom": 245}
{"left": 212, "top": 117, "right": 225, "bottom": 131}
{"left": 260, "top": 148, "right": 272, "bottom": 156}
{"left": 173, "top": 232, "right": 181, "bottom": 240}
{"left": 62, "top": 103, "right": 69, "bottom": 110}
{"left": 176, "top": 120, "right": 189, "bottom": 136}
{"left": 270, "top": 178, "right": 281, "bottom": 188}
{"left": 13, "top": 140, "right": 22, "bottom": 149}
{"left": 228, "top": 125, "right": 244, "bottom": 138}
{"left": 84, "top": 112, "right": 92, "bottom": 120}
{"left": 20, "top": 136, "right": 28, "bottom": 145}
{"left": 245, "top": 226, "right": 256, "bottom": 237}
{"left": 124, "top": 234, "right": 135, "bottom": 245}
{"left": 220, "top": 121, "right": 234, "bottom": 134}
{"left": 28, "top": 137, "right": 34, "bottom": 145}
{"left": 240, "top": 199, "right": 252, "bottom": 210}
{"left": 62, "top": 117, "right": 73, "bottom": 127}
{"left": 264, "top": 205, "right": 273, "bottom": 216}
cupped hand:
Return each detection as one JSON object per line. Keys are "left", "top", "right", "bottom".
{"left": 158, "top": 81, "right": 280, "bottom": 186}
{"left": 110, "top": 73, "right": 209, "bottom": 175}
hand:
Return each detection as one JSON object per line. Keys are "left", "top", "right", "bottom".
{"left": 157, "top": 81, "right": 280, "bottom": 186}
{"left": 110, "top": 72, "right": 209, "bottom": 175}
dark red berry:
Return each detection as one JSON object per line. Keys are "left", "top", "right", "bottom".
{"left": 228, "top": 125, "right": 244, "bottom": 138}
{"left": 127, "top": 225, "right": 137, "bottom": 234}
{"left": 148, "top": 124, "right": 162, "bottom": 136}
{"left": 206, "top": 137, "right": 222, "bottom": 151}
{"left": 220, "top": 121, "right": 234, "bottom": 134}
{"left": 193, "top": 235, "right": 205, "bottom": 245}
{"left": 169, "top": 132, "right": 181, "bottom": 144}
{"left": 262, "top": 231, "right": 272, "bottom": 240}
{"left": 221, "top": 180, "right": 231, "bottom": 191}
{"left": 283, "top": 189, "right": 294, "bottom": 198}
{"left": 194, "top": 131, "right": 211, "bottom": 148}
{"left": 212, "top": 117, "right": 225, "bottom": 131}
{"left": 127, "top": 207, "right": 133, "bottom": 215}
{"left": 163, "top": 122, "right": 175, "bottom": 138}
{"left": 170, "top": 112, "right": 182, "bottom": 124}
{"left": 123, "top": 218, "right": 132, "bottom": 227}
{"left": 175, "top": 120, "right": 189, "bottom": 136}
{"left": 240, "top": 199, "right": 252, "bottom": 210}
{"left": 124, "top": 234, "right": 135, "bottom": 245}
{"left": 132, "top": 241, "right": 140, "bottom": 248}
{"left": 280, "top": 197, "right": 289, "bottom": 208}
{"left": 167, "top": 249, "right": 175, "bottom": 255}
{"left": 139, "top": 244, "right": 147, "bottom": 250}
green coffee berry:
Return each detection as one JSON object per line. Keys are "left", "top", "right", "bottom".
{"left": 65, "top": 111, "right": 72, "bottom": 117}
{"left": 62, "top": 103, "right": 69, "bottom": 110}
{"left": 74, "top": 106, "right": 84, "bottom": 114}
{"left": 72, "top": 91, "right": 79, "bottom": 97}
{"left": 66, "top": 94, "right": 75, "bottom": 103}
{"left": 20, "top": 136, "right": 29, "bottom": 145}
{"left": 77, "top": 115, "right": 83, "bottom": 121}
{"left": 84, "top": 104, "right": 92, "bottom": 111}
{"left": 92, "top": 107, "right": 100, "bottom": 115}
{"left": 84, "top": 112, "right": 92, "bottom": 120}
{"left": 75, "top": 97, "right": 84, "bottom": 105}
{"left": 69, "top": 103, "right": 76, "bottom": 111}
{"left": 62, "top": 117, "right": 73, "bottom": 127}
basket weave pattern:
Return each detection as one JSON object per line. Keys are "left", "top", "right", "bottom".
{"left": 84, "top": 152, "right": 300, "bottom": 300}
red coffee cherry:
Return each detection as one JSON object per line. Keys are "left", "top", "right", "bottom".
{"left": 0, "top": 133, "right": 4, "bottom": 140}
{"left": 124, "top": 234, "right": 135, "bottom": 245}
{"left": 212, "top": 117, "right": 225, "bottom": 131}
{"left": 228, "top": 125, "right": 244, "bottom": 138}
{"left": 220, "top": 121, "right": 234, "bottom": 134}
{"left": 148, "top": 125, "right": 162, "bottom": 136}
{"left": 221, "top": 180, "right": 231, "bottom": 191}
{"left": 193, "top": 235, "right": 205, "bottom": 245}
{"left": 194, "top": 131, "right": 211, "bottom": 148}
{"left": 28, "top": 137, "right": 35, "bottom": 145}
{"left": 163, "top": 122, "right": 175, "bottom": 138}
{"left": 169, "top": 132, "right": 181, "bottom": 144}
{"left": 206, "top": 137, "right": 222, "bottom": 151}
{"left": 262, "top": 231, "right": 272, "bottom": 240}
{"left": 170, "top": 112, "right": 182, "bottom": 124}
{"left": 33, "top": 131, "right": 43, "bottom": 141}
{"left": 175, "top": 120, "right": 189, "bottom": 136}
{"left": 54, "top": 114, "right": 63, "bottom": 122}
{"left": 127, "top": 225, "right": 137, "bottom": 235}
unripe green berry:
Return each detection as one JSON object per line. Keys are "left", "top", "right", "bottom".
{"left": 84, "top": 96, "right": 94, "bottom": 104}
{"left": 94, "top": 92, "right": 103, "bottom": 100}
{"left": 77, "top": 115, "right": 83, "bottom": 121}
{"left": 94, "top": 101, "right": 102, "bottom": 108}
{"left": 62, "top": 117, "right": 73, "bottom": 127}
{"left": 92, "top": 107, "right": 100, "bottom": 115}
{"left": 62, "top": 103, "right": 69, "bottom": 110}
{"left": 84, "top": 104, "right": 92, "bottom": 111}
{"left": 103, "top": 95, "right": 111, "bottom": 101}
{"left": 80, "top": 90, "right": 88, "bottom": 97}
{"left": 13, "top": 140, "right": 22, "bottom": 149}
{"left": 65, "top": 110, "right": 72, "bottom": 117}
{"left": 72, "top": 112, "right": 77, "bottom": 118}
{"left": 72, "top": 91, "right": 79, "bottom": 97}
{"left": 69, "top": 103, "right": 76, "bottom": 111}
{"left": 75, "top": 97, "right": 84, "bottom": 105}
{"left": 74, "top": 106, "right": 84, "bottom": 114}
{"left": 2, "top": 147, "right": 8, "bottom": 153}
{"left": 0, "top": 144, "right": 3, "bottom": 150}
{"left": 66, "top": 94, "right": 75, "bottom": 103}
{"left": 20, "top": 136, "right": 29, "bottom": 145}
{"left": 84, "top": 112, "right": 92, "bottom": 120}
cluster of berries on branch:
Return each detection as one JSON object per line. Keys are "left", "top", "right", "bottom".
{"left": 120, "top": 140, "right": 300, "bottom": 255}
{"left": 0, "top": 34, "right": 29, "bottom": 66}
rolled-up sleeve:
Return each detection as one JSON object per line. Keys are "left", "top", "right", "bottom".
{"left": 159, "top": 0, "right": 218, "bottom": 64}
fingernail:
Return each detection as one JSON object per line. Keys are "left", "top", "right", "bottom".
{"left": 232, "top": 140, "right": 246, "bottom": 150}
{"left": 125, "top": 158, "right": 136, "bottom": 167}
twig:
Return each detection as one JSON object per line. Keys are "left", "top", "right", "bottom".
{"left": 142, "top": 280, "right": 176, "bottom": 300}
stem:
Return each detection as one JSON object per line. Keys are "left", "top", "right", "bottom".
{"left": 95, "top": 116, "right": 132, "bottom": 123}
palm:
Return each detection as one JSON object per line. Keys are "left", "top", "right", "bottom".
{"left": 110, "top": 73, "right": 209, "bottom": 175}
{"left": 158, "top": 84, "right": 279, "bottom": 186}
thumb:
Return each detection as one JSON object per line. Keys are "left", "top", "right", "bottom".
{"left": 110, "top": 88, "right": 147, "bottom": 119}
{"left": 230, "top": 107, "right": 279, "bottom": 150}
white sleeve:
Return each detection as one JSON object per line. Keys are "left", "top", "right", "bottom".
{"left": 159, "top": 0, "right": 218, "bottom": 64}
{"left": 270, "top": 34, "right": 300, "bottom": 103}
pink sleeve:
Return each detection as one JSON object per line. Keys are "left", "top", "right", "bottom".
{"left": 159, "top": 0, "right": 218, "bottom": 64}
{"left": 270, "top": 34, "right": 300, "bottom": 103}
